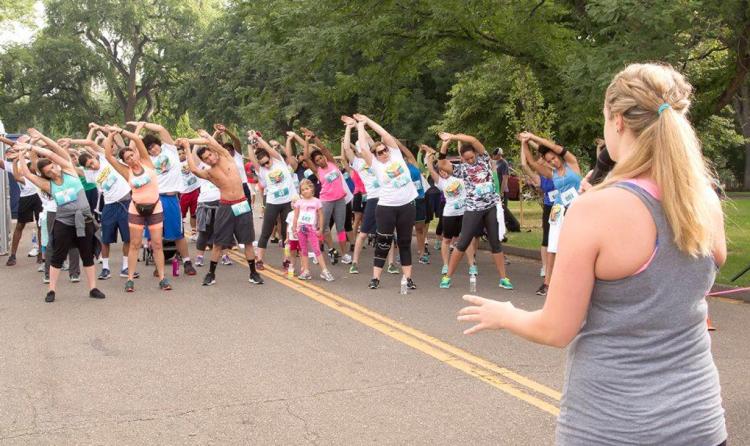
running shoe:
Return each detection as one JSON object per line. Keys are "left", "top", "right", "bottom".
{"left": 202, "top": 272, "right": 216, "bottom": 286}
{"left": 469, "top": 264, "right": 478, "bottom": 276}
{"left": 499, "top": 278, "right": 514, "bottom": 290}
{"left": 535, "top": 284, "right": 548, "bottom": 296}
{"left": 368, "top": 278, "right": 380, "bottom": 289}
{"left": 183, "top": 260, "right": 197, "bottom": 276}
{"left": 387, "top": 263, "right": 400, "bottom": 274}
{"left": 119, "top": 268, "right": 140, "bottom": 279}
{"left": 6, "top": 255, "right": 16, "bottom": 266}
{"left": 125, "top": 280, "right": 135, "bottom": 292}
{"left": 349, "top": 263, "right": 359, "bottom": 274}
{"left": 45, "top": 291, "right": 55, "bottom": 303}
{"left": 505, "top": 258, "right": 511, "bottom": 265}
{"left": 221, "top": 254, "right": 233, "bottom": 266}
{"left": 270, "top": 237, "right": 280, "bottom": 244}
{"left": 98, "top": 268, "right": 111, "bottom": 280}
{"left": 37, "top": 263, "right": 45, "bottom": 272}
{"left": 540, "top": 267, "right": 545, "bottom": 277}
{"left": 159, "top": 279, "right": 172, "bottom": 291}
{"left": 255, "top": 260, "right": 265, "bottom": 271}
{"left": 341, "top": 253, "right": 353, "bottom": 264}
{"left": 62, "top": 261, "right": 69, "bottom": 271}
{"left": 298, "top": 271, "right": 312, "bottom": 280}
{"left": 195, "top": 255, "right": 204, "bottom": 267}
{"left": 439, "top": 275, "right": 452, "bottom": 289}
{"left": 321, "top": 270, "right": 335, "bottom": 282}
{"left": 311, "top": 255, "right": 318, "bottom": 265}
{"left": 407, "top": 277, "right": 417, "bottom": 290}
{"left": 434, "top": 239, "right": 441, "bottom": 250}
{"left": 70, "top": 274, "right": 80, "bottom": 283}
{"left": 89, "top": 288, "right": 106, "bottom": 299}
{"left": 282, "top": 258, "right": 291, "bottom": 270}
{"left": 441, "top": 264, "right": 448, "bottom": 275}
{"left": 249, "top": 271, "right": 264, "bottom": 284}
{"left": 189, "top": 233, "right": 198, "bottom": 242}
{"left": 418, "top": 253, "right": 430, "bottom": 265}
{"left": 27, "top": 247, "right": 38, "bottom": 257}
{"left": 43, "top": 273, "right": 50, "bottom": 284}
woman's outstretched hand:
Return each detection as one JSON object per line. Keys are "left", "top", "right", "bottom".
{"left": 458, "top": 295, "right": 515, "bottom": 335}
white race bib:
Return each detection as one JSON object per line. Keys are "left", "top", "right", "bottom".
{"left": 231, "top": 201, "right": 251, "bottom": 216}
{"left": 560, "top": 188, "right": 579, "bottom": 207}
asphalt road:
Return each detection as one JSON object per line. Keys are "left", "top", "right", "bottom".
{"left": 0, "top": 220, "right": 748, "bottom": 445}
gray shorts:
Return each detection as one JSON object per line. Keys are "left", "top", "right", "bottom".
{"left": 213, "top": 203, "right": 255, "bottom": 247}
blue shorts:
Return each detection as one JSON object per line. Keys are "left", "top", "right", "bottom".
{"left": 101, "top": 199, "right": 131, "bottom": 244}
{"left": 160, "top": 194, "right": 184, "bottom": 241}
{"left": 415, "top": 198, "right": 427, "bottom": 223}
{"left": 360, "top": 197, "right": 379, "bottom": 235}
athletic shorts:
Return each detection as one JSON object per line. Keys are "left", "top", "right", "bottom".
{"left": 180, "top": 188, "right": 200, "bottom": 218}
{"left": 287, "top": 239, "right": 300, "bottom": 252}
{"left": 360, "top": 197, "right": 379, "bottom": 235}
{"left": 213, "top": 203, "right": 255, "bottom": 247}
{"left": 547, "top": 206, "right": 566, "bottom": 254}
{"left": 541, "top": 204, "right": 552, "bottom": 247}
{"left": 160, "top": 194, "right": 184, "bottom": 241}
{"left": 441, "top": 215, "right": 463, "bottom": 239}
{"left": 101, "top": 198, "right": 131, "bottom": 244}
{"left": 415, "top": 198, "right": 427, "bottom": 223}
{"left": 17, "top": 194, "right": 42, "bottom": 224}
{"left": 352, "top": 193, "right": 365, "bottom": 213}
{"left": 129, "top": 211, "right": 164, "bottom": 227}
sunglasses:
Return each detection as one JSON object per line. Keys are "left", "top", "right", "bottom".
{"left": 260, "top": 160, "right": 271, "bottom": 168}
{"left": 375, "top": 149, "right": 388, "bottom": 156}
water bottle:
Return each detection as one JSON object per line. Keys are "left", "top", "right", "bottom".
{"left": 469, "top": 274, "right": 477, "bottom": 293}
{"left": 172, "top": 256, "right": 180, "bottom": 277}
{"left": 287, "top": 262, "right": 294, "bottom": 279}
{"left": 400, "top": 276, "right": 408, "bottom": 295}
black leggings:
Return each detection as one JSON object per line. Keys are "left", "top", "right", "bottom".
{"left": 541, "top": 204, "right": 552, "bottom": 247}
{"left": 456, "top": 205, "right": 502, "bottom": 254}
{"left": 50, "top": 221, "right": 96, "bottom": 269}
{"left": 258, "top": 202, "right": 291, "bottom": 249}
{"left": 374, "top": 202, "right": 416, "bottom": 268}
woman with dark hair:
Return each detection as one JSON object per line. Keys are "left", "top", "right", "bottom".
{"left": 16, "top": 128, "right": 105, "bottom": 303}
{"left": 437, "top": 132, "right": 513, "bottom": 290}
{"left": 103, "top": 124, "right": 171, "bottom": 292}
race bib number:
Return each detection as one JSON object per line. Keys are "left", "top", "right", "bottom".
{"left": 324, "top": 170, "right": 340, "bottom": 183}
{"left": 273, "top": 187, "right": 290, "bottom": 199}
{"left": 231, "top": 201, "right": 251, "bottom": 216}
{"left": 299, "top": 210, "right": 316, "bottom": 225}
{"left": 547, "top": 190, "right": 559, "bottom": 203}
{"left": 474, "top": 182, "right": 494, "bottom": 196}
{"left": 54, "top": 187, "right": 77, "bottom": 206}
{"left": 560, "top": 188, "right": 579, "bottom": 207}
{"left": 132, "top": 175, "right": 151, "bottom": 189}
{"left": 101, "top": 174, "right": 117, "bottom": 192}
{"left": 303, "top": 169, "right": 314, "bottom": 179}
{"left": 186, "top": 176, "right": 197, "bottom": 187}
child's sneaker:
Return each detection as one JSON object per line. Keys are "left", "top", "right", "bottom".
{"left": 321, "top": 270, "right": 335, "bottom": 282}
{"left": 298, "top": 271, "right": 312, "bottom": 280}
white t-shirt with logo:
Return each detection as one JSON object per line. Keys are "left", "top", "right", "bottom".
{"left": 150, "top": 143, "right": 182, "bottom": 193}
{"left": 84, "top": 155, "right": 131, "bottom": 204}
{"left": 351, "top": 156, "right": 380, "bottom": 199}
{"left": 3, "top": 161, "right": 39, "bottom": 197}
{"left": 437, "top": 176, "right": 467, "bottom": 217}
{"left": 258, "top": 159, "right": 293, "bottom": 205}
{"left": 180, "top": 161, "right": 201, "bottom": 194}
{"left": 196, "top": 163, "right": 220, "bottom": 203}
{"left": 369, "top": 147, "right": 417, "bottom": 207}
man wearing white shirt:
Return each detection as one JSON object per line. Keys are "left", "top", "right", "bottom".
{"left": 1, "top": 145, "right": 42, "bottom": 266}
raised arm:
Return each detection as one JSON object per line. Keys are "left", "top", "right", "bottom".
{"left": 108, "top": 125, "right": 154, "bottom": 169}
{"left": 355, "top": 120, "right": 374, "bottom": 167}
{"left": 27, "top": 128, "right": 74, "bottom": 168}
{"left": 441, "top": 132, "right": 485, "bottom": 154}
{"left": 522, "top": 131, "right": 579, "bottom": 173}
{"left": 102, "top": 133, "right": 132, "bottom": 180}
{"left": 519, "top": 149, "right": 541, "bottom": 187}
{"left": 353, "top": 114, "right": 399, "bottom": 149}
{"left": 341, "top": 116, "right": 357, "bottom": 164}
{"left": 178, "top": 139, "right": 210, "bottom": 180}
{"left": 17, "top": 150, "right": 51, "bottom": 193}
{"left": 253, "top": 132, "right": 283, "bottom": 161}
{"left": 284, "top": 133, "right": 299, "bottom": 171}
{"left": 196, "top": 129, "right": 232, "bottom": 159}
{"left": 422, "top": 147, "right": 441, "bottom": 183}
{"left": 520, "top": 136, "right": 552, "bottom": 179}
{"left": 302, "top": 134, "right": 317, "bottom": 172}
{"left": 395, "top": 139, "right": 418, "bottom": 165}
{"left": 128, "top": 121, "right": 175, "bottom": 146}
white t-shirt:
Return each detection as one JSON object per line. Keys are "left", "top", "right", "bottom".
{"left": 285, "top": 211, "right": 298, "bottom": 241}
{"left": 369, "top": 147, "right": 417, "bottom": 207}
{"left": 437, "top": 176, "right": 467, "bottom": 217}
{"left": 150, "top": 143, "right": 182, "bottom": 193}
{"left": 3, "top": 161, "right": 38, "bottom": 197}
{"left": 84, "top": 155, "right": 131, "bottom": 204}
{"left": 351, "top": 156, "right": 380, "bottom": 199}
{"left": 258, "top": 158, "right": 293, "bottom": 205}
{"left": 196, "top": 163, "right": 220, "bottom": 203}
{"left": 180, "top": 161, "right": 201, "bottom": 194}
{"left": 36, "top": 185, "right": 56, "bottom": 213}
{"left": 233, "top": 152, "right": 249, "bottom": 184}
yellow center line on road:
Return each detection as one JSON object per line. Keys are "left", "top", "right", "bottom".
{"left": 228, "top": 251, "right": 561, "bottom": 417}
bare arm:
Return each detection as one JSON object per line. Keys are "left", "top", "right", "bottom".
{"left": 353, "top": 114, "right": 399, "bottom": 149}
{"left": 196, "top": 130, "right": 232, "bottom": 159}
{"left": 102, "top": 133, "right": 132, "bottom": 180}
{"left": 441, "top": 132, "right": 485, "bottom": 154}
{"left": 129, "top": 121, "right": 175, "bottom": 146}
{"left": 27, "top": 129, "right": 74, "bottom": 169}
{"left": 183, "top": 142, "right": 210, "bottom": 180}
{"left": 302, "top": 135, "right": 317, "bottom": 172}
{"left": 109, "top": 125, "right": 154, "bottom": 169}
{"left": 520, "top": 138, "right": 552, "bottom": 179}
{"left": 423, "top": 150, "right": 441, "bottom": 184}
{"left": 284, "top": 133, "right": 298, "bottom": 170}
{"left": 522, "top": 131, "right": 579, "bottom": 174}
{"left": 17, "top": 151, "right": 51, "bottom": 194}
{"left": 355, "top": 121, "right": 374, "bottom": 167}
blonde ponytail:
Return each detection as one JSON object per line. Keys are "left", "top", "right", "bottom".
{"left": 596, "top": 63, "right": 715, "bottom": 257}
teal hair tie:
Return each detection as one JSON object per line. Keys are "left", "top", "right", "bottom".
{"left": 658, "top": 103, "right": 671, "bottom": 115}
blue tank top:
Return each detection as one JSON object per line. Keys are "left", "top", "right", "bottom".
{"left": 407, "top": 163, "right": 425, "bottom": 199}
{"left": 540, "top": 176, "right": 556, "bottom": 207}
{"left": 552, "top": 164, "right": 581, "bottom": 206}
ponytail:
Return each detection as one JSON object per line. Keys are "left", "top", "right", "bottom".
{"left": 596, "top": 63, "right": 715, "bottom": 257}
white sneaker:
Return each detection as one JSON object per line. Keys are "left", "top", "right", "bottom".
{"left": 189, "top": 233, "right": 198, "bottom": 242}
{"left": 341, "top": 254, "right": 353, "bottom": 264}
{"left": 321, "top": 270, "right": 335, "bottom": 282}
{"left": 540, "top": 267, "right": 546, "bottom": 277}
{"left": 37, "top": 263, "right": 45, "bottom": 272}
{"left": 27, "top": 247, "right": 39, "bottom": 257}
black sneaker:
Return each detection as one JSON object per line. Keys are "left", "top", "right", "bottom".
{"left": 202, "top": 272, "right": 216, "bottom": 286}
{"left": 536, "top": 284, "right": 548, "bottom": 296}
{"left": 6, "top": 255, "right": 16, "bottom": 266}
{"left": 249, "top": 271, "right": 264, "bottom": 285}
{"left": 183, "top": 260, "right": 197, "bottom": 276}
{"left": 89, "top": 288, "right": 106, "bottom": 299}
{"left": 45, "top": 291, "right": 55, "bottom": 303}
{"left": 368, "top": 278, "right": 380, "bottom": 289}
{"left": 407, "top": 278, "right": 417, "bottom": 290}
{"left": 270, "top": 237, "right": 280, "bottom": 244}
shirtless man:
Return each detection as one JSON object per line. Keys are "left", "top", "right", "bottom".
{"left": 180, "top": 130, "right": 263, "bottom": 286}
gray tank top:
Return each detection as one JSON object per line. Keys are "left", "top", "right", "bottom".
{"left": 556, "top": 182, "right": 726, "bottom": 446}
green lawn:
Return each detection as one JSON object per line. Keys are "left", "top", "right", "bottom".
{"left": 503, "top": 196, "right": 750, "bottom": 287}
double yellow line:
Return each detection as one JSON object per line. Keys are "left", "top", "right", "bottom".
{"left": 228, "top": 251, "right": 562, "bottom": 417}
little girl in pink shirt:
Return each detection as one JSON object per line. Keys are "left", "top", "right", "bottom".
{"left": 292, "top": 179, "right": 334, "bottom": 281}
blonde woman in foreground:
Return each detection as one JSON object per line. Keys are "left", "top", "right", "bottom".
{"left": 458, "top": 63, "right": 727, "bottom": 446}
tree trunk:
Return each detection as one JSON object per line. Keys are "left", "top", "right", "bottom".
{"left": 734, "top": 84, "right": 750, "bottom": 190}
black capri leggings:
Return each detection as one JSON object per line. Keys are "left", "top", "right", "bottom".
{"left": 455, "top": 205, "right": 502, "bottom": 254}
{"left": 50, "top": 221, "right": 96, "bottom": 269}
{"left": 541, "top": 204, "right": 552, "bottom": 248}
{"left": 375, "top": 202, "right": 416, "bottom": 268}
{"left": 258, "top": 202, "right": 292, "bottom": 249}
